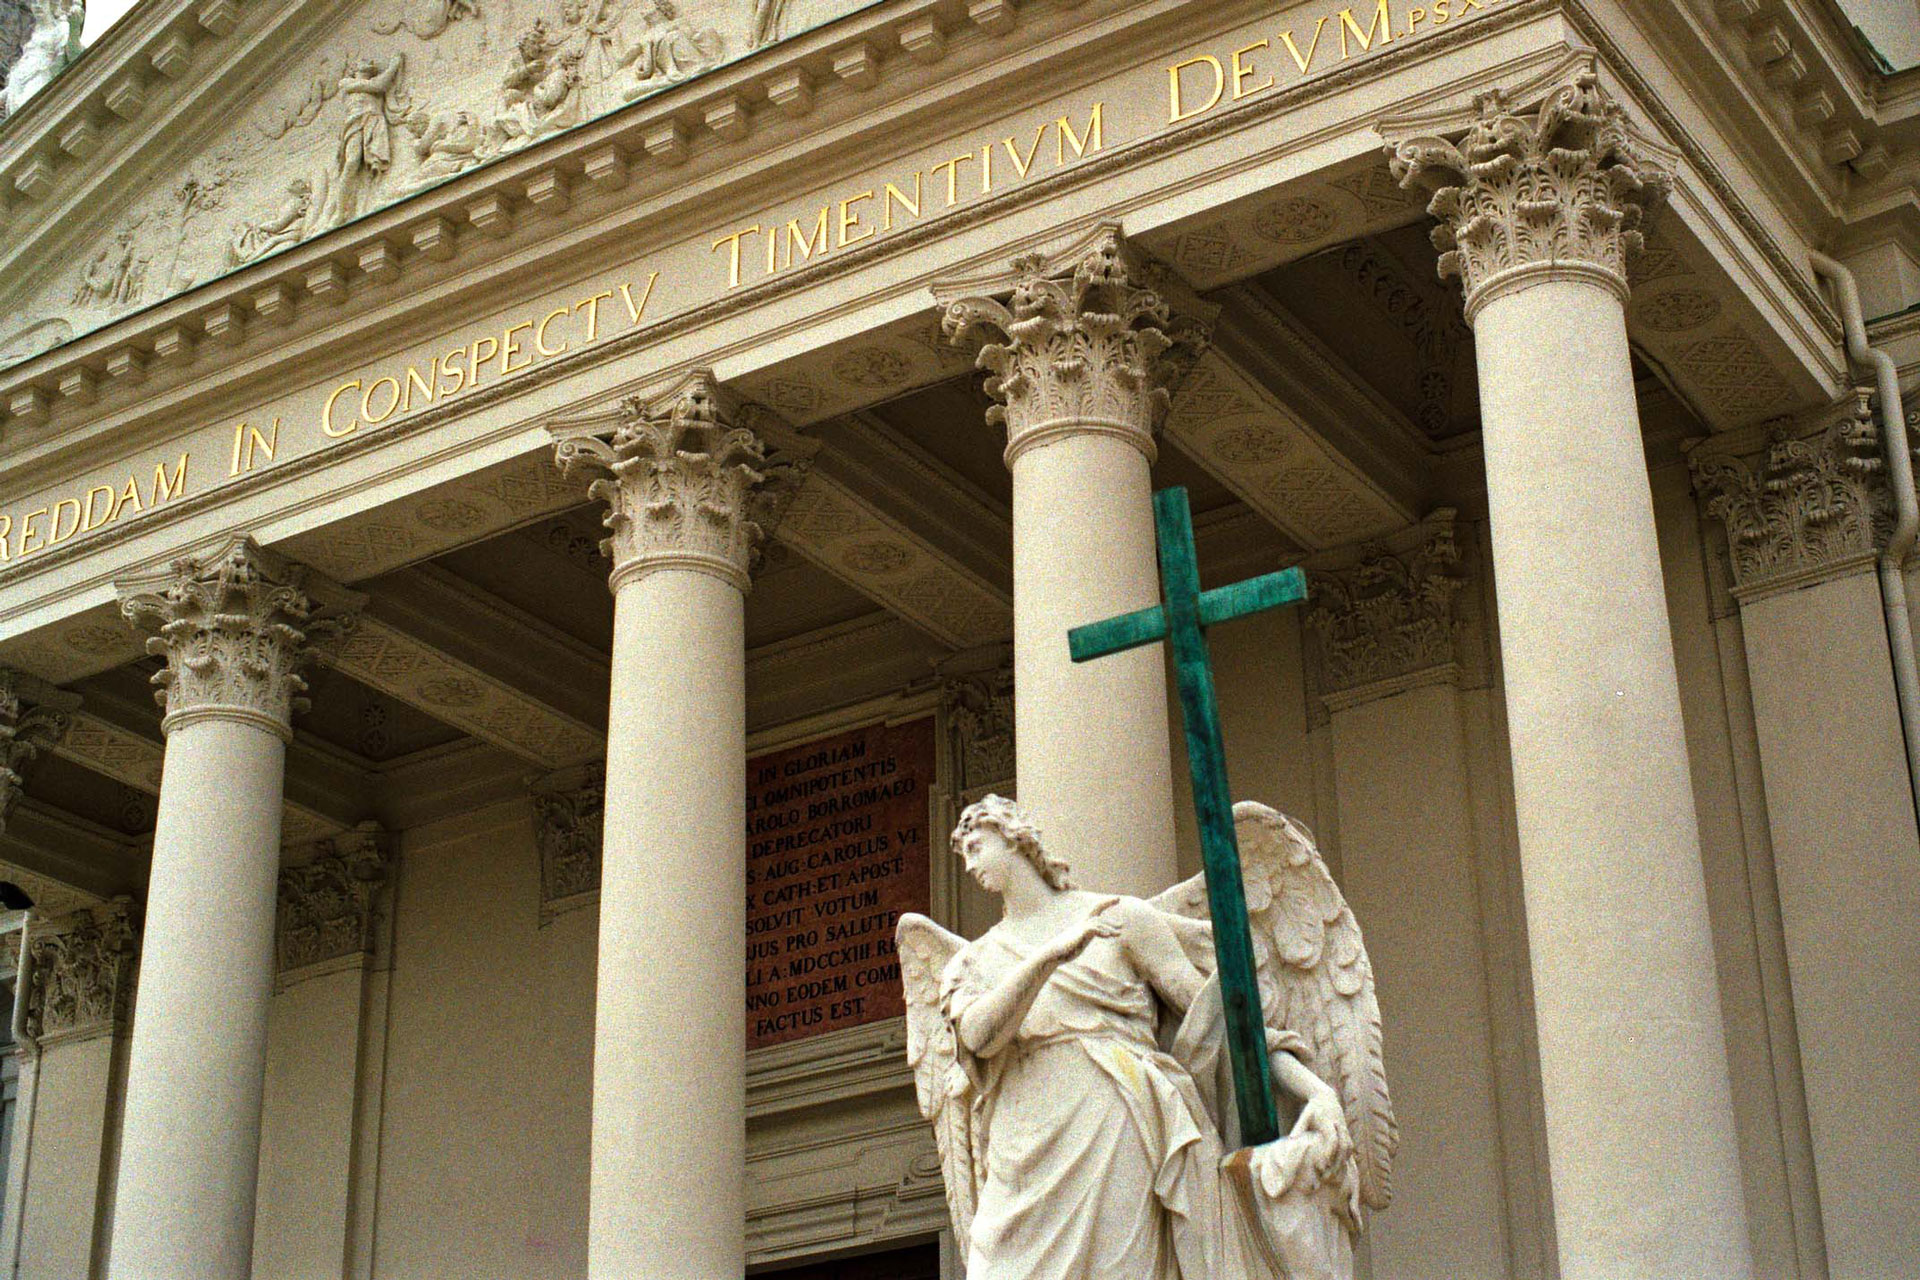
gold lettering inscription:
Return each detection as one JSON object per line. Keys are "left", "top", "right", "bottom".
{"left": 1232, "top": 40, "right": 1274, "bottom": 97}
{"left": 1169, "top": 55, "right": 1225, "bottom": 121}
{"left": 1337, "top": 0, "right": 1392, "bottom": 56}
{"left": 838, "top": 191, "right": 875, "bottom": 247}
{"left": 229, "top": 418, "right": 280, "bottom": 476}
{"left": 1279, "top": 18, "right": 1330, "bottom": 72}
{"left": 323, "top": 381, "right": 362, "bottom": 438}
{"left": 883, "top": 176, "right": 921, "bottom": 230}
{"left": 536, "top": 307, "right": 571, "bottom": 357}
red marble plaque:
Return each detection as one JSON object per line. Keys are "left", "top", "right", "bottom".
{"left": 745, "top": 717, "right": 934, "bottom": 1049}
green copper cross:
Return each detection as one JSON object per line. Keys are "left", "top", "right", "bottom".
{"left": 1068, "top": 486, "right": 1308, "bottom": 1147}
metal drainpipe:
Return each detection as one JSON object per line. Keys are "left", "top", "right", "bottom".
{"left": 1809, "top": 251, "right": 1920, "bottom": 823}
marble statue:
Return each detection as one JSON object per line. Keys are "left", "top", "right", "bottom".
{"left": 898, "top": 796, "right": 1396, "bottom": 1280}
{"left": 3, "top": 0, "right": 81, "bottom": 116}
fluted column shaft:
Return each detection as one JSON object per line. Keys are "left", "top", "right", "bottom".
{"left": 1392, "top": 73, "right": 1754, "bottom": 1280}
{"left": 554, "top": 374, "right": 773, "bottom": 1280}
{"left": 108, "top": 539, "right": 351, "bottom": 1280}
{"left": 944, "top": 235, "right": 1189, "bottom": 898}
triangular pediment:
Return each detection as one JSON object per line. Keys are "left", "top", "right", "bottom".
{"left": 0, "top": 0, "right": 875, "bottom": 371}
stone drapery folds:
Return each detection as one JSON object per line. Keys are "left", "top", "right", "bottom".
{"left": 1387, "top": 71, "right": 1673, "bottom": 316}
{"left": 116, "top": 536, "right": 361, "bottom": 741}
{"left": 553, "top": 372, "right": 800, "bottom": 594}
{"left": 941, "top": 231, "right": 1208, "bottom": 466}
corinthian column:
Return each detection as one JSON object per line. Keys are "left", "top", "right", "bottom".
{"left": 108, "top": 538, "right": 358, "bottom": 1280}
{"left": 1390, "top": 74, "right": 1755, "bottom": 1280}
{"left": 552, "top": 373, "right": 789, "bottom": 1280}
{"left": 941, "top": 232, "right": 1200, "bottom": 896}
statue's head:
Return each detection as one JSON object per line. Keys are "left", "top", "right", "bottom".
{"left": 952, "top": 794, "right": 1072, "bottom": 892}
{"left": 289, "top": 178, "right": 312, "bottom": 196}
{"left": 353, "top": 56, "right": 379, "bottom": 77}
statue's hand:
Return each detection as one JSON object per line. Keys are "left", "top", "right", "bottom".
{"left": 1291, "top": 1086, "right": 1353, "bottom": 1178}
{"left": 1041, "top": 897, "right": 1122, "bottom": 964}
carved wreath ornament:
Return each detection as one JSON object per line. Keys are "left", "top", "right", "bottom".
{"left": 943, "top": 238, "right": 1196, "bottom": 465}
{"left": 556, "top": 375, "right": 773, "bottom": 593}
{"left": 1389, "top": 72, "right": 1672, "bottom": 312}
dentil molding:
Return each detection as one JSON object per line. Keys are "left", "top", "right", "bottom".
{"left": 1385, "top": 69, "right": 1674, "bottom": 320}
{"left": 23, "top": 897, "right": 139, "bottom": 1048}
{"left": 1687, "top": 389, "right": 1903, "bottom": 603}
{"left": 116, "top": 534, "right": 365, "bottom": 741}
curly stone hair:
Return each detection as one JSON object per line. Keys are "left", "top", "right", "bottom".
{"left": 952, "top": 794, "right": 1073, "bottom": 891}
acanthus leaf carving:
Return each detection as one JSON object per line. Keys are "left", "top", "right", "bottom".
{"left": 941, "top": 229, "right": 1210, "bottom": 467}
{"left": 1305, "top": 514, "right": 1465, "bottom": 706}
{"left": 1387, "top": 71, "right": 1672, "bottom": 316}
{"left": 23, "top": 899, "right": 140, "bottom": 1047}
{"left": 116, "top": 536, "right": 364, "bottom": 741}
{"left": 530, "top": 761, "right": 604, "bottom": 913}
{"left": 0, "top": 667, "right": 80, "bottom": 832}
{"left": 277, "top": 823, "right": 393, "bottom": 975}
{"left": 552, "top": 372, "right": 802, "bottom": 593}
{"left": 1688, "top": 390, "right": 1901, "bottom": 601}
{"left": 938, "top": 657, "right": 1014, "bottom": 803}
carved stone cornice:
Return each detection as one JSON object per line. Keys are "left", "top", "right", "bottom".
{"left": 1386, "top": 71, "right": 1673, "bottom": 320}
{"left": 529, "top": 761, "right": 603, "bottom": 918}
{"left": 23, "top": 899, "right": 140, "bottom": 1048}
{"left": 277, "top": 824, "right": 391, "bottom": 977}
{"left": 1304, "top": 512, "right": 1465, "bottom": 710}
{"left": 551, "top": 372, "right": 804, "bottom": 595}
{"left": 939, "top": 228, "right": 1211, "bottom": 468}
{"left": 116, "top": 536, "right": 363, "bottom": 742}
{"left": 0, "top": 668, "right": 79, "bottom": 832}
{"left": 936, "top": 649, "right": 1014, "bottom": 803}
{"left": 1687, "top": 390, "right": 1898, "bottom": 603}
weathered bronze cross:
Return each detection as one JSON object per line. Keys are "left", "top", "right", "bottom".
{"left": 1068, "top": 486, "right": 1307, "bottom": 1147}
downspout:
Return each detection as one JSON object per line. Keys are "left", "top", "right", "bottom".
{"left": 3, "top": 917, "right": 39, "bottom": 1280}
{"left": 1809, "top": 251, "right": 1920, "bottom": 824}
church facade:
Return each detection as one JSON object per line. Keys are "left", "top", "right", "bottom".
{"left": 0, "top": 0, "right": 1915, "bottom": 1277}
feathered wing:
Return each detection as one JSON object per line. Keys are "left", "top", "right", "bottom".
{"left": 895, "top": 914, "right": 976, "bottom": 1258}
{"left": 1149, "top": 804, "right": 1399, "bottom": 1213}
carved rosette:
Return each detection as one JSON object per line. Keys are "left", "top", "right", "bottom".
{"left": 1688, "top": 392, "right": 1897, "bottom": 601}
{"left": 553, "top": 373, "right": 789, "bottom": 594}
{"left": 117, "top": 537, "right": 359, "bottom": 742}
{"left": 24, "top": 900, "right": 141, "bottom": 1047}
{"left": 529, "top": 762, "right": 604, "bottom": 915}
{"left": 1305, "top": 515, "right": 1465, "bottom": 708}
{"left": 0, "top": 668, "right": 80, "bottom": 832}
{"left": 942, "top": 232, "right": 1205, "bottom": 467}
{"left": 277, "top": 824, "right": 391, "bottom": 976}
{"left": 1387, "top": 72, "right": 1672, "bottom": 318}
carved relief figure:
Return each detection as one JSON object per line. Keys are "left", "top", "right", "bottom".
{"left": 751, "top": 0, "right": 787, "bottom": 48}
{"left": 320, "top": 53, "right": 408, "bottom": 228}
{"left": 404, "top": 109, "right": 493, "bottom": 186}
{"left": 899, "top": 797, "right": 1396, "bottom": 1280}
{"left": 73, "top": 222, "right": 150, "bottom": 307}
{"left": 227, "top": 179, "right": 314, "bottom": 266}
{"left": 620, "top": 0, "right": 723, "bottom": 98}
{"left": 161, "top": 167, "right": 233, "bottom": 293}
{"left": 370, "top": 0, "right": 480, "bottom": 39}
{"left": 2, "top": 0, "right": 82, "bottom": 116}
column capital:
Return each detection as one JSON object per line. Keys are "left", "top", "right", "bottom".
{"left": 551, "top": 371, "right": 807, "bottom": 595}
{"left": 1303, "top": 511, "right": 1466, "bottom": 711}
{"left": 116, "top": 536, "right": 363, "bottom": 742}
{"left": 529, "top": 761, "right": 604, "bottom": 918}
{"left": 936, "top": 647, "right": 1015, "bottom": 803}
{"left": 1688, "top": 389, "right": 1901, "bottom": 603}
{"left": 23, "top": 899, "right": 141, "bottom": 1049}
{"left": 938, "top": 226, "right": 1212, "bottom": 467}
{"left": 1385, "top": 70, "right": 1672, "bottom": 320}
{"left": 276, "top": 823, "right": 391, "bottom": 978}
{"left": 0, "top": 668, "right": 80, "bottom": 832}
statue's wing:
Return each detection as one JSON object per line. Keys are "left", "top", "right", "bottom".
{"left": 895, "top": 913, "right": 976, "bottom": 1257}
{"left": 1235, "top": 801, "right": 1399, "bottom": 1212}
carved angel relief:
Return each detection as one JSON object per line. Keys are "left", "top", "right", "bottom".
{"left": 900, "top": 796, "right": 1395, "bottom": 1280}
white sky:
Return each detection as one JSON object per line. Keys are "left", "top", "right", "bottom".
{"left": 80, "top": 0, "right": 142, "bottom": 47}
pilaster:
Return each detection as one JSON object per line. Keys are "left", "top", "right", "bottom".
{"left": 529, "top": 762, "right": 605, "bottom": 920}
{"left": 1302, "top": 512, "right": 1465, "bottom": 712}
{"left": 1687, "top": 390, "right": 1895, "bottom": 603}
{"left": 0, "top": 668, "right": 80, "bottom": 832}
{"left": 275, "top": 823, "right": 392, "bottom": 981}
{"left": 23, "top": 899, "right": 140, "bottom": 1049}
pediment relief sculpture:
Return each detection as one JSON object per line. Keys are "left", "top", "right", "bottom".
{"left": 1, "top": 0, "right": 81, "bottom": 118}
{"left": 0, "top": 0, "right": 868, "bottom": 373}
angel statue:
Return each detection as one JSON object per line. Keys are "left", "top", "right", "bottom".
{"left": 898, "top": 795, "right": 1396, "bottom": 1280}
